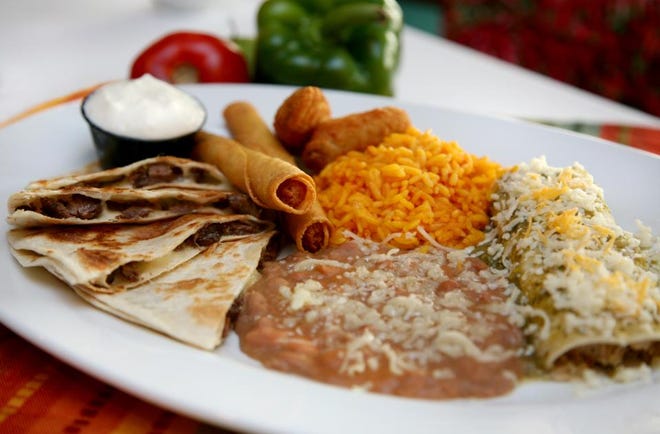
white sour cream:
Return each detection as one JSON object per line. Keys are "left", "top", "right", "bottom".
{"left": 83, "top": 74, "right": 206, "bottom": 140}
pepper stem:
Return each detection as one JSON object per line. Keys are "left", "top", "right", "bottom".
{"left": 321, "top": 3, "right": 402, "bottom": 38}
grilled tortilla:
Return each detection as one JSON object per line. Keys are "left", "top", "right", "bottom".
{"left": 6, "top": 187, "right": 257, "bottom": 227}
{"left": 6, "top": 156, "right": 268, "bottom": 228}
{"left": 74, "top": 231, "right": 275, "bottom": 350}
{"left": 24, "top": 156, "right": 231, "bottom": 191}
{"left": 8, "top": 213, "right": 273, "bottom": 293}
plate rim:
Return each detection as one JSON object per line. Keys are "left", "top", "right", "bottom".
{"left": 1, "top": 83, "right": 659, "bottom": 434}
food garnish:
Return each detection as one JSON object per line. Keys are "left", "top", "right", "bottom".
{"left": 130, "top": 31, "right": 250, "bottom": 84}
{"left": 83, "top": 75, "right": 205, "bottom": 141}
{"left": 254, "top": 0, "right": 403, "bottom": 96}
{"left": 81, "top": 75, "right": 207, "bottom": 168}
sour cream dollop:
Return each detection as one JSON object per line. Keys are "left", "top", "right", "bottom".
{"left": 82, "top": 74, "right": 206, "bottom": 140}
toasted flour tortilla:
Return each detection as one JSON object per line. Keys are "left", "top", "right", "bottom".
{"left": 8, "top": 213, "right": 272, "bottom": 293}
{"left": 25, "top": 156, "right": 232, "bottom": 191}
{"left": 73, "top": 231, "right": 275, "bottom": 350}
{"left": 6, "top": 187, "right": 263, "bottom": 227}
{"left": 6, "top": 156, "right": 268, "bottom": 228}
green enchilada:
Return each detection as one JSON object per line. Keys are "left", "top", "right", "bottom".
{"left": 482, "top": 157, "right": 660, "bottom": 370}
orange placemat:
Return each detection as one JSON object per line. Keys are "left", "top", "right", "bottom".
{"left": 536, "top": 121, "right": 660, "bottom": 155}
{"left": 0, "top": 324, "right": 236, "bottom": 434}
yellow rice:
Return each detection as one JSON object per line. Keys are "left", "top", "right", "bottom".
{"left": 315, "top": 127, "right": 502, "bottom": 249}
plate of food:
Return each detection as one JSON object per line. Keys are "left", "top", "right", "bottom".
{"left": 1, "top": 81, "right": 659, "bottom": 434}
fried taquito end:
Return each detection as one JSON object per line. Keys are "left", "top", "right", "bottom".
{"left": 193, "top": 131, "right": 316, "bottom": 215}
{"left": 222, "top": 102, "right": 332, "bottom": 253}
{"left": 301, "top": 106, "right": 412, "bottom": 173}
{"left": 273, "top": 86, "right": 331, "bottom": 151}
{"left": 223, "top": 101, "right": 295, "bottom": 163}
{"left": 283, "top": 201, "right": 331, "bottom": 253}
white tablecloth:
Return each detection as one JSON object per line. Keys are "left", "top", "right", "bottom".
{"left": 1, "top": 0, "right": 659, "bottom": 126}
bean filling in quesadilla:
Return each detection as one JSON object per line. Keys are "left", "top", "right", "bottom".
{"left": 8, "top": 213, "right": 273, "bottom": 293}
{"left": 12, "top": 190, "right": 265, "bottom": 223}
{"left": 7, "top": 156, "right": 262, "bottom": 227}
{"left": 7, "top": 155, "right": 281, "bottom": 351}
{"left": 25, "top": 156, "right": 231, "bottom": 191}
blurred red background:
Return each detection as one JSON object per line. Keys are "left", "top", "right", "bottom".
{"left": 437, "top": 0, "right": 659, "bottom": 117}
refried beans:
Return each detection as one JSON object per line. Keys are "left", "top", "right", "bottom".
{"left": 235, "top": 238, "right": 526, "bottom": 399}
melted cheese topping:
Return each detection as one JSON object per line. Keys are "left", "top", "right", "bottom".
{"left": 484, "top": 157, "right": 660, "bottom": 340}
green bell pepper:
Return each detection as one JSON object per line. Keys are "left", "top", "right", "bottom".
{"left": 255, "top": 0, "right": 403, "bottom": 96}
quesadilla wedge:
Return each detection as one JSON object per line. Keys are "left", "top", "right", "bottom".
{"left": 73, "top": 231, "right": 276, "bottom": 350}
{"left": 8, "top": 213, "right": 273, "bottom": 293}
{"left": 25, "top": 156, "right": 231, "bottom": 191}
{"left": 7, "top": 156, "right": 268, "bottom": 228}
{"left": 7, "top": 187, "right": 265, "bottom": 227}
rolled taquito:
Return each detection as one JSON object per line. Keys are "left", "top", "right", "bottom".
{"left": 193, "top": 131, "right": 316, "bottom": 216}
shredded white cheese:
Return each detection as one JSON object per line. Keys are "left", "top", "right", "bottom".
{"left": 482, "top": 156, "right": 660, "bottom": 365}
{"left": 279, "top": 237, "right": 523, "bottom": 376}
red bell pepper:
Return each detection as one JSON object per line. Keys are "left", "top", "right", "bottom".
{"left": 130, "top": 31, "right": 250, "bottom": 84}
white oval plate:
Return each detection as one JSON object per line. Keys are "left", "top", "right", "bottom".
{"left": 1, "top": 84, "right": 660, "bottom": 434}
